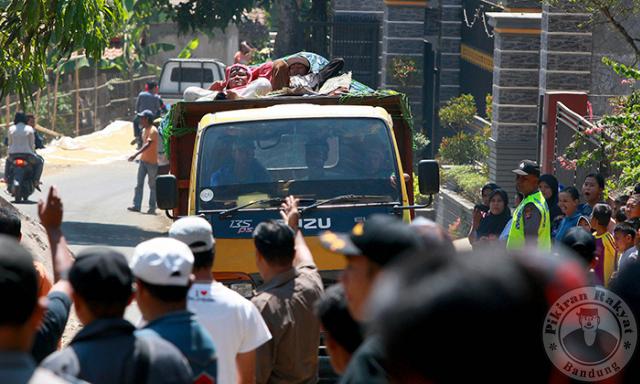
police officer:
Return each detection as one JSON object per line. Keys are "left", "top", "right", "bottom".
{"left": 506, "top": 160, "right": 551, "bottom": 250}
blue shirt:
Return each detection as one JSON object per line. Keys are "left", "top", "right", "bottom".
{"left": 555, "top": 211, "right": 582, "bottom": 242}
{"left": 138, "top": 311, "right": 217, "bottom": 384}
{"left": 136, "top": 91, "right": 163, "bottom": 115}
{"left": 210, "top": 159, "right": 271, "bottom": 187}
{"left": 578, "top": 203, "right": 593, "bottom": 217}
{"left": 499, "top": 218, "right": 512, "bottom": 241}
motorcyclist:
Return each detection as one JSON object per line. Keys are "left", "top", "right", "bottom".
{"left": 4, "top": 112, "right": 44, "bottom": 191}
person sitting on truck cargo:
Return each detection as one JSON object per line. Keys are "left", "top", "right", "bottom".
{"left": 185, "top": 64, "right": 272, "bottom": 102}
{"left": 210, "top": 140, "right": 271, "bottom": 187}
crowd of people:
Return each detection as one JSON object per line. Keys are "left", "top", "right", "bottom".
{"left": 2, "top": 157, "right": 640, "bottom": 383}
{"left": 468, "top": 160, "right": 639, "bottom": 288}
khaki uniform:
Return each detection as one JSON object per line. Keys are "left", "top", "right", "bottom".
{"left": 251, "top": 264, "right": 324, "bottom": 384}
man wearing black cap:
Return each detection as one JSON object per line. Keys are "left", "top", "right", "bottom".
{"left": 0, "top": 236, "right": 67, "bottom": 383}
{"left": 506, "top": 160, "right": 551, "bottom": 250}
{"left": 128, "top": 109, "right": 159, "bottom": 214}
{"left": 41, "top": 247, "right": 193, "bottom": 384}
{"left": 319, "top": 214, "right": 421, "bottom": 383}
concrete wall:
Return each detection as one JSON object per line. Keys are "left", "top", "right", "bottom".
{"left": 435, "top": 188, "right": 474, "bottom": 239}
{"left": 589, "top": 12, "right": 640, "bottom": 115}
{"left": 146, "top": 23, "right": 239, "bottom": 67}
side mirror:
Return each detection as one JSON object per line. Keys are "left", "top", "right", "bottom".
{"left": 418, "top": 160, "right": 440, "bottom": 195}
{"left": 156, "top": 175, "right": 178, "bottom": 210}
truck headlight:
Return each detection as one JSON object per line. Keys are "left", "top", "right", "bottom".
{"left": 230, "top": 282, "right": 254, "bottom": 298}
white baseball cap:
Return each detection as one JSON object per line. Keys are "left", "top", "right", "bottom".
{"left": 130, "top": 237, "right": 194, "bottom": 286}
{"left": 169, "top": 216, "right": 215, "bottom": 253}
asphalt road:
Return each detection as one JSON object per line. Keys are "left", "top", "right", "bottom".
{"left": 1, "top": 160, "right": 171, "bottom": 259}
{"left": 2, "top": 159, "right": 170, "bottom": 326}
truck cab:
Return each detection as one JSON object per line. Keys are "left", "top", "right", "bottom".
{"left": 157, "top": 95, "right": 439, "bottom": 295}
{"left": 158, "top": 58, "right": 226, "bottom": 105}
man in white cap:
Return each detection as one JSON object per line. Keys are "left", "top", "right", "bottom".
{"left": 131, "top": 237, "right": 218, "bottom": 384}
{"left": 169, "top": 217, "right": 272, "bottom": 384}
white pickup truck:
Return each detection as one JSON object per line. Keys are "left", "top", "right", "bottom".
{"left": 158, "top": 58, "right": 226, "bottom": 105}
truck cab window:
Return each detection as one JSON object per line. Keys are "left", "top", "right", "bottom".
{"left": 198, "top": 118, "right": 400, "bottom": 209}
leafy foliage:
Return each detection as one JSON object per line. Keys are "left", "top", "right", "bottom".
{"left": 0, "top": 0, "right": 124, "bottom": 102}
{"left": 438, "top": 131, "right": 489, "bottom": 165}
{"left": 485, "top": 93, "right": 493, "bottom": 121}
{"left": 439, "top": 94, "right": 477, "bottom": 133}
{"left": 178, "top": 38, "right": 200, "bottom": 59}
{"left": 391, "top": 57, "right": 418, "bottom": 87}
{"left": 154, "top": 0, "right": 256, "bottom": 34}
{"left": 441, "top": 165, "right": 489, "bottom": 203}
{"left": 563, "top": 58, "right": 640, "bottom": 192}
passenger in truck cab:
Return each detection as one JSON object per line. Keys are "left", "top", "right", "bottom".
{"left": 359, "top": 137, "right": 393, "bottom": 180}
{"left": 304, "top": 139, "right": 330, "bottom": 180}
{"left": 210, "top": 140, "right": 271, "bottom": 187}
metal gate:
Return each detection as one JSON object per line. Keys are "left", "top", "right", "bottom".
{"left": 304, "top": 15, "right": 380, "bottom": 88}
{"left": 554, "top": 102, "right": 604, "bottom": 188}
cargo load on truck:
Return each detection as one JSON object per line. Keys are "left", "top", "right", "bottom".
{"left": 177, "top": 52, "right": 374, "bottom": 102}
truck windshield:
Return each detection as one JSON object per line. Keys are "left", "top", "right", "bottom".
{"left": 197, "top": 117, "right": 401, "bottom": 210}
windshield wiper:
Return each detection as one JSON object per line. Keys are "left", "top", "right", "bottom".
{"left": 218, "top": 198, "right": 284, "bottom": 219}
{"left": 299, "top": 195, "right": 396, "bottom": 214}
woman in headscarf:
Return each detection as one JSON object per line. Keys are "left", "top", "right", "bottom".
{"left": 468, "top": 183, "right": 500, "bottom": 246}
{"left": 473, "top": 189, "right": 511, "bottom": 247}
{"left": 539, "top": 174, "right": 562, "bottom": 238}
{"left": 539, "top": 174, "right": 561, "bottom": 221}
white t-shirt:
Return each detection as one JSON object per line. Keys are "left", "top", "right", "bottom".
{"left": 188, "top": 281, "right": 272, "bottom": 384}
{"left": 8, "top": 123, "right": 35, "bottom": 154}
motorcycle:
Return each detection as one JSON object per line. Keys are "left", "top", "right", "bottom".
{"left": 7, "top": 156, "right": 35, "bottom": 203}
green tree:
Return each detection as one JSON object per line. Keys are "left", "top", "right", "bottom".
{"left": 0, "top": 0, "right": 124, "bottom": 102}
{"left": 439, "top": 94, "right": 477, "bottom": 133}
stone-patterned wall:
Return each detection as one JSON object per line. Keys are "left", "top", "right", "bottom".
{"left": 538, "top": 5, "right": 592, "bottom": 98}
{"left": 382, "top": 1, "right": 426, "bottom": 126}
{"left": 438, "top": 0, "right": 462, "bottom": 105}
{"left": 488, "top": 12, "right": 542, "bottom": 196}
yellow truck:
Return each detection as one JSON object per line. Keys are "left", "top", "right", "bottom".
{"left": 156, "top": 94, "right": 439, "bottom": 296}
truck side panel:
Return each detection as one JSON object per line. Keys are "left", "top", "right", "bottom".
{"left": 169, "top": 133, "right": 196, "bottom": 217}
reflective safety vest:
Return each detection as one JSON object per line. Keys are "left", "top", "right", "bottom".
{"left": 506, "top": 190, "right": 551, "bottom": 250}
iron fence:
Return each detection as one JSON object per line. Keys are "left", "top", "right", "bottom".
{"left": 554, "top": 102, "right": 604, "bottom": 188}
{"left": 302, "top": 16, "right": 380, "bottom": 88}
